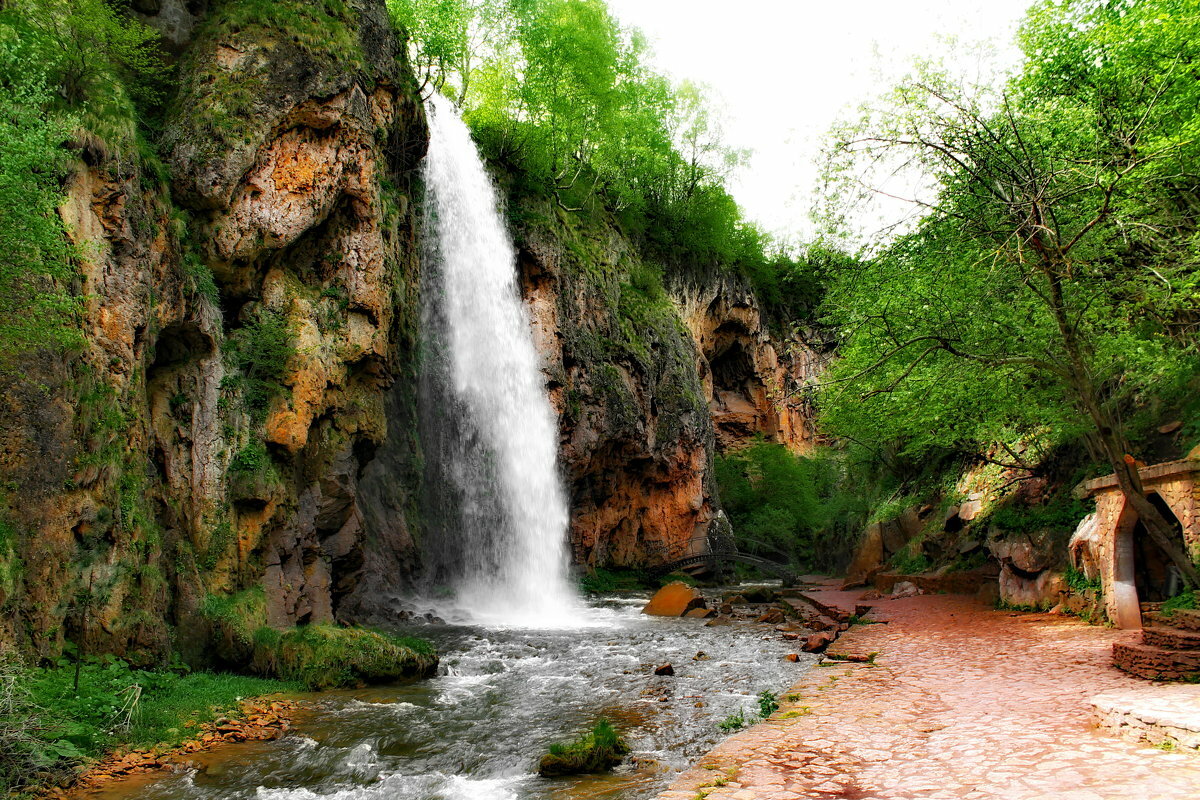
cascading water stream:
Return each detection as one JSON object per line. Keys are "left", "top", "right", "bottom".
{"left": 419, "top": 93, "right": 581, "bottom": 628}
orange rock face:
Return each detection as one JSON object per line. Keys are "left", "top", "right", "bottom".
{"left": 642, "top": 581, "right": 707, "bottom": 616}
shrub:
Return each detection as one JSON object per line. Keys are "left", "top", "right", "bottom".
{"left": 756, "top": 690, "right": 778, "bottom": 719}
{"left": 538, "top": 718, "right": 629, "bottom": 777}
{"left": 1162, "top": 591, "right": 1198, "bottom": 617}
{"left": 578, "top": 567, "right": 653, "bottom": 594}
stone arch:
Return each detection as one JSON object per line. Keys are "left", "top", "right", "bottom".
{"left": 1111, "top": 497, "right": 1143, "bottom": 629}
{"left": 1112, "top": 490, "right": 1189, "bottom": 627}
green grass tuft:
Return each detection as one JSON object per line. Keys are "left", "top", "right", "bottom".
{"left": 538, "top": 718, "right": 630, "bottom": 776}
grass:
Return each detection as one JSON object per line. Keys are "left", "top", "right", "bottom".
{"left": 0, "top": 651, "right": 299, "bottom": 794}
{"left": 538, "top": 718, "right": 629, "bottom": 776}
{"left": 717, "top": 708, "right": 746, "bottom": 731}
{"left": 1162, "top": 591, "right": 1198, "bottom": 617}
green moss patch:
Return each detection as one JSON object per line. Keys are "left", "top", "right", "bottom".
{"left": 260, "top": 624, "right": 437, "bottom": 690}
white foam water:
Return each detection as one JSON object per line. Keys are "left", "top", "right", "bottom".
{"left": 420, "top": 93, "right": 581, "bottom": 628}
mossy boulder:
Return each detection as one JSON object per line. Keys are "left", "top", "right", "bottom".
{"left": 538, "top": 719, "right": 630, "bottom": 777}
{"left": 257, "top": 624, "right": 438, "bottom": 689}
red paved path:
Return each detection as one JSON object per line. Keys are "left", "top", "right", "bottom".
{"left": 656, "top": 590, "right": 1200, "bottom": 800}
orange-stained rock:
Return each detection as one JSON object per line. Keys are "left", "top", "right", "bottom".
{"left": 642, "top": 582, "right": 706, "bottom": 617}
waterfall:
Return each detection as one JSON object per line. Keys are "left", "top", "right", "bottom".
{"left": 419, "top": 93, "right": 581, "bottom": 628}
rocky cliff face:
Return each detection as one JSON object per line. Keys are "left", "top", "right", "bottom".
{"left": 507, "top": 197, "right": 821, "bottom": 569}
{"left": 0, "top": 1, "right": 820, "bottom": 665}
{"left": 673, "top": 275, "right": 825, "bottom": 455}
{"left": 0, "top": 0, "right": 427, "bottom": 665}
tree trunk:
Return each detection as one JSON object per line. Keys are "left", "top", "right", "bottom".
{"left": 1037, "top": 255, "right": 1199, "bottom": 588}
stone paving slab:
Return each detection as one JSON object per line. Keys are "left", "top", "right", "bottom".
{"left": 1092, "top": 685, "right": 1200, "bottom": 750}
{"left": 656, "top": 591, "right": 1200, "bottom": 800}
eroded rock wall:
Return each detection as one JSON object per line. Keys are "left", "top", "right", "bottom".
{"left": 507, "top": 199, "right": 824, "bottom": 568}
{"left": 673, "top": 274, "right": 825, "bottom": 454}
{"left": 0, "top": 0, "right": 427, "bottom": 665}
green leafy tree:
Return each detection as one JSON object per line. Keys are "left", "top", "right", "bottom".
{"left": 820, "top": 0, "right": 1200, "bottom": 584}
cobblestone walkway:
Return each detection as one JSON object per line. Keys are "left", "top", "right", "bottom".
{"left": 657, "top": 589, "right": 1200, "bottom": 800}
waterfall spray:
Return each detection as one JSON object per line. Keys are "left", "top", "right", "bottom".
{"left": 419, "top": 93, "right": 581, "bottom": 627}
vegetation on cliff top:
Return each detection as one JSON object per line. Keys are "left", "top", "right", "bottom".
{"left": 389, "top": 0, "right": 826, "bottom": 323}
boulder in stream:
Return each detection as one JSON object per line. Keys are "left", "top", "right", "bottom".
{"left": 642, "top": 582, "right": 706, "bottom": 616}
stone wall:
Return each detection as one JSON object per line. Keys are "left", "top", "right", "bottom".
{"left": 1076, "top": 460, "right": 1200, "bottom": 628}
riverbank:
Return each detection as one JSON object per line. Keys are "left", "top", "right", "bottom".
{"left": 47, "top": 697, "right": 305, "bottom": 798}
{"left": 658, "top": 585, "right": 1200, "bottom": 800}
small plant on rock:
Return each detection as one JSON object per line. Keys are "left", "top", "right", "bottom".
{"left": 718, "top": 708, "right": 746, "bottom": 731}
{"left": 538, "top": 718, "right": 629, "bottom": 776}
{"left": 757, "top": 690, "right": 778, "bottom": 719}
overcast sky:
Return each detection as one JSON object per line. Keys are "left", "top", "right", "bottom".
{"left": 604, "top": 0, "right": 1036, "bottom": 244}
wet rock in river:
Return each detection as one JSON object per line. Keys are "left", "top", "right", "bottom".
{"left": 642, "top": 581, "right": 707, "bottom": 616}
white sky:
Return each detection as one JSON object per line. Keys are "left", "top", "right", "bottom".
{"left": 604, "top": 0, "right": 1036, "bottom": 244}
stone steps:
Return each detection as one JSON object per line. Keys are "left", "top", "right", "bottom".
{"left": 1113, "top": 642, "right": 1200, "bottom": 681}
{"left": 1143, "top": 626, "right": 1200, "bottom": 651}
{"left": 1143, "top": 609, "right": 1200, "bottom": 632}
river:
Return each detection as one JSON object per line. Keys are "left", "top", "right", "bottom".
{"left": 85, "top": 592, "right": 813, "bottom": 800}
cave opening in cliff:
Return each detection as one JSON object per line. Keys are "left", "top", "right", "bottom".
{"left": 708, "top": 338, "right": 768, "bottom": 449}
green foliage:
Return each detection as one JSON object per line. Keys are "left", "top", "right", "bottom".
{"left": 1064, "top": 566, "right": 1101, "bottom": 595}
{"left": 989, "top": 494, "right": 1089, "bottom": 536}
{"left": 578, "top": 566, "right": 652, "bottom": 594}
{"left": 818, "top": 0, "right": 1200, "bottom": 478}
{"left": 1162, "top": 591, "right": 1198, "bottom": 616}
{"left": 0, "top": 51, "right": 80, "bottom": 363}
{"left": 0, "top": 649, "right": 296, "bottom": 792}
{"left": 229, "top": 439, "right": 272, "bottom": 475}
{"left": 223, "top": 310, "right": 295, "bottom": 416}
{"left": 756, "top": 690, "right": 778, "bottom": 719}
{"left": 7, "top": 0, "right": 168, "bottom": 110}
{"left": 715, "top": 438, "right": 867, "bottom": 571}
{"left": 201, "top": 587, "right": 269, "bottom": 646}
{"left": 717, "top": 708, "right": 746, "bottom": 732}
{"left": 888, "top": 547, "right": 931, "bottom": 576}
{"left": 539, "top": 718, "right": 629, "bottom": 776}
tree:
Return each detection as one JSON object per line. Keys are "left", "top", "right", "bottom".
{"left": 820, "top": 0, "right": 1200, "bottom": 585}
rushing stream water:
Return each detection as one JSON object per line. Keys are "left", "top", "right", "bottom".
{"left": 87, "top": 596, "right": 812, "bottom": 800}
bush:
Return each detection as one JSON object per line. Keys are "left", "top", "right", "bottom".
{"left": 538, "top": 718, "right": 629, "bottom": 777}
{"left": 888, "top": 547, "right": 932, "bottom": 575}
{"left": 1162, "top": 591, "right": 1198, "bottom": 617}
{"left": 715, "top": 438, "right": 865, "bottom": 572}
{"left": 578, "top": 566, "right": 652, "bottom": 594}
{"left": 223, "top": 310, "right": 295, "bottom": 416}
